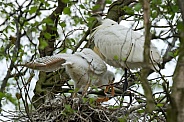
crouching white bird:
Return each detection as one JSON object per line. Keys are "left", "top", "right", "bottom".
{"left": 91, "top": 19, "right": 162, "bottom": 70}
{"left": 20, "top": 48, "right": 115, "bottom": 102}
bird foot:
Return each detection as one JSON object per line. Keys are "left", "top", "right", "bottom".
{"left": 96, "top": 97, "right": 109, "bottom": 103}
{"left": 104, "top": 85, "right": 115, "bottom": 97}
{"left": 96, "top": 85, "right": 115, "bottom": 104}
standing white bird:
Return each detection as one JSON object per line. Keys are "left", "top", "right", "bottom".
{"left": 91, "top": 19, "right": 162, "bottom": 70}
{"left": 20, "top": 48, "right": 115, "bottom": 100}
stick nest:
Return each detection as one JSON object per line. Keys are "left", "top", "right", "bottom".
{"left": 29, "top": 96, "right": 122, "bottom": 122}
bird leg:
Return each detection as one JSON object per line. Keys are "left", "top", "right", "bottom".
{"left": 82, "top": 80, "right": 91, "bottom": 97}
{"left": 96, "top": 84, "right": 115, "bottom": 103}
{"left": 96, "top": 97, "right": 109, "bottom": 103}
{"left": 104, "top": 85, "right": 115, "bottom": 97}
{"left": 72, "top": 92, "right": 77, "bottom": 98}
{"left": 123, "top": 68, "right": 128, "bottom": 93}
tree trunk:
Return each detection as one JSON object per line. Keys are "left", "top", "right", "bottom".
{"left": 167, "top": 1, "right": 184, "bottom": 121}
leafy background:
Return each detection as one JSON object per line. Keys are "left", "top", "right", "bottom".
{"left": 0, "top": 0, "right": 182, "bottom": 121}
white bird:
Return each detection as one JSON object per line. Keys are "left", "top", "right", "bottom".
{"left": 91, "top": 19, "right": 162, "bottom": 70}
{"left": 20, "top": 48, "right": 115, "bottom": 100}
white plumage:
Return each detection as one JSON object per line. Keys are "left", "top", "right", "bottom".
{"left": 91, "top": 19, "right": 162, "bottom": 70}
{"left": 21, "top": 48, "right": 115, "bottom": 95}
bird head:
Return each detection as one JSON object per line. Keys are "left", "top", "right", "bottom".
{"left": 100, "top": 19, "right": 118, "bottom": 27}
{"left": 101, "top": 70, "right": 115, "bottom": 85}
{"left": 101, "top": 70, "right": 115, "bottom": 97}
{"left": 90, "top": 18, "right": 118, "bottom": 46}
{"left": 92, "top": 19, "right": 118, "bottom": 34}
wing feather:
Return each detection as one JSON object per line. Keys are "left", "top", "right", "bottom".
{"left": 78, "top": 48, "right": 107, "bottom": 74}
{"left": 92, "top": 21, "right": 161, "bottom": 69}
{"left": 20, "top": 54, "right": 68, "bottom": 72}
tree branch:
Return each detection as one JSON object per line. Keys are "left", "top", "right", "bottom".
{"left": 140, "top": 0, "right": 155, "bottom": 113}
{"left": 107, "top": 0, "right": 135, "bottom": 21}
{"left": 0, "top": 15, "right": 22, "bottom": 109}
{"left": 32, "top": 0, "right": 67, "bottom": 108}
{"left": 168, "top": 0, "right": 184, "bottom": 121}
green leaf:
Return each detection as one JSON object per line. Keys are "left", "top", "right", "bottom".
{"left": 44, "top": 33, "right": 51, "bottom": 39}
{"left": 137, "top": 109, "right": 144, "bottom": 113}
{"left": 0, "top": 92, "right": 17, "bottom": 106}
{"left": 44, "top": 2, "right": 50, "bottom": 7}
{"left": 29, "top": 6, "right": 37, "bottom": 14}
{"left": 62, "top": 0, "right": 69, "bottom": 3}
{"left": 168, "top": 52, "right": 174, "bottom": 58}
{"left": 152, "top": 0, "right": 162, "bottom": 4}
{"left": 39, "top": 39, "right": 48, "bottom": 49}
{"left": 106, "top": 0, "right": 112, "bottom": 4}
{"left": 134, "top": 3, "right": 142, "bottom": 12}
{"left": 92, "top": 5, "right": 100, "bottom": 11}
{"left": 43, "top": 18, "right": 53, "bottom": 24}
{"left": 157, "top": 103, "right": 164, "bottom": 107}
{"left": 79, "top": 4, "right": 85, "bottom": 9}
{"left": 89, "top": 97, "right": 95, "bottom": 104}
{"left": 60, "top": 22, "right": 66, "bottom": 27}
{"left": 114, "top": 55, "right": 119, "bottom": 60}
{"left": 118, "top": 118, "right": 126, "bottom": 122}
{"left": 171, "top": 5, "right": 179, "bottom": 13}
{"left": 177, "top": 21, "right": 184, "bottom": 30}
{"left": 0, "top": 92, "right": 5, "bottom": 99}
{"left": 123, "top": 6, "right": 134, "bottom": 15}
{"left": 64, "top": 104, "right": 74, "bottom": 114}
{"left": 151, "top": 11, "right": 158, "bottom": 19}
{"left": 63, "top": 7, "right": 71, "bottom": 15}
{"left": 65, "top": 104, "right": 71, "bottom": 110}
{"left": 82, "top": 97, "right": 87, "bottom": 103}
{"left": 7, "top": 25, "right": 15, "bottom": 31}
{"left": 68, "top": 90, "right": 74, "bottom": 93}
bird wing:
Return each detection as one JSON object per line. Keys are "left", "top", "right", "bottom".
{"left": 92, "top": 23, "right": 161, "bottom": 68}
{"left": 77, "top": 48, "right": 107, "bottom": 75}
{"left": 93, "top": 25, "right": 143, "bottom": 61}
{"left": 20, "top": 54, "right": 72, "bottom": 72}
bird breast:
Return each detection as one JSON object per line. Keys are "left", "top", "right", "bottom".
{"left": 64, "top": 55, "right": 101, "bottom": 91}
{"left": 65, "top": 56, "right": 88, "bottom": 82}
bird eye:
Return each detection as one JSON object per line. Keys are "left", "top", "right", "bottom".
{"left": 112, "top": 77, "right": 115, "bottom": 81}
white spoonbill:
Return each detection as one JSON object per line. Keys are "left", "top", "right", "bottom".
{"left": 91, "top": 19, "right": 162, "bottom": 70}
{"left": 20, "top": 48, "right": 115, "bottom": 101}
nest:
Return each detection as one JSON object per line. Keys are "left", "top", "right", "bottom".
{"left": 1, "top": 93, "right": 166, "bottom": 122}
{"left": 29, "top": 96, "right": 123, "bottom": 122}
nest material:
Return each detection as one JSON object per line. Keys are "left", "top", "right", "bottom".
{"left": 1, "top": 94, "right": 166, "bottom": 122}
{"left": 30, "top": 96, "right": 121, "bottom": 122}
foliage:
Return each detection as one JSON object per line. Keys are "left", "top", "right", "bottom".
{"left": 0, "top": 0, "right": 181, "bottom": 121}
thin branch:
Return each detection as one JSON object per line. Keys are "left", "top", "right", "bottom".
{"left": 140, "top": 0, "right": 155, "bottom": 112}
{"left": 0, "top": 16, "right": 22, "bottom": 108}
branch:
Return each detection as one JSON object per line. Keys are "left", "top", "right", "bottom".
{"left": 167, "top": 0, "right": 184, "bottom": 121}
{"left": 92, "top": 0, "right": 106, "bottom": 15}
{"left": 140, "top": 0, "right": 155, "bottom": 112}
{"left": 161, "top": 37, "right": 178, "bottom": 69}
{"left": 107, "top": 0, "right": 135, "bottom": 21}
{"left": 0, "top": 18, "right": 22, "bottom": 108}
{"left": 74, "top": 0, "right": 107, "bottom": 52}
{"left": 127, "top": 103, "right": 146, "bottom": 113}
{"left": 33, "top": 0, "right": 67, "bottom": 108}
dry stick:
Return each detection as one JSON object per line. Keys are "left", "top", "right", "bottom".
{"left": 14, "top": 68, "right": 34, "bottom": 121}
{"left": 75, "top": 112, "right": 89, "bottom": 122}
{"left": 127, "top": 103, "right": 146, "bottom": 114}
